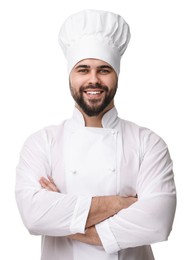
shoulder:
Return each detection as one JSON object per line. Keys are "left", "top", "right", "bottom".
{"left": 119, "top": 117, "right": 168, "bottom": 150}
{"left": 119, "top": 118, "right": 172, "bottom": 168}
{"left": 22, "top": 120, "right": 68, "bottom": 149}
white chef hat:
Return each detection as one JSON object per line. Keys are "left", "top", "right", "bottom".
{"left": 58, "top": 9, "right": 130, "bottom": 75}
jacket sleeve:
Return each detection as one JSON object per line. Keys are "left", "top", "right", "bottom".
{"left": 15, "top": 129, "right": 91, "bottom": 237}
{"left": 96, "top": 130, "right": 176, "bottom": 254}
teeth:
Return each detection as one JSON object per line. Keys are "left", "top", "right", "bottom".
{"left": 86, "top": 91, "right": 101, "bottom": 95}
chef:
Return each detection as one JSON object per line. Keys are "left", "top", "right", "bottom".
{"left": 15, "top": 9, "right": 176, "bottom": 260}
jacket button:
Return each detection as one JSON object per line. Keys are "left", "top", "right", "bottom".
{"left": 110, "top": 167, "right": 116, "bottom": 172}
{"left": 111, "top": 129, "right": 116, "bottom": 135}
{"left": 72, "top": 170, "right": 77, "bottom": 174}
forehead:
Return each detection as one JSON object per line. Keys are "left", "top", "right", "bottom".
{"left": 74, "top": 58, "right": 112, "bottom": 68}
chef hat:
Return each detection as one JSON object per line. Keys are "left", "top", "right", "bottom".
{"left": 58, "top": 9, "right": 130, "bottom": 75}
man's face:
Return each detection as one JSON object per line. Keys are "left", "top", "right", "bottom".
{"left": 69, "top": 59, "right": 118, "bottom": 117}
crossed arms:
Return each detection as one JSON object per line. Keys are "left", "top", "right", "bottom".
{"left": 15, "top": 130, "right": 176, "bottom": 253}
{"left": 39, "top": 176, "right": 137, "bottom": 246}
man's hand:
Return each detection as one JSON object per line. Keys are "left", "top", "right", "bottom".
{"left": 67, "top": 226, "right": 102, "bottom": 246}
{"left": 39, "top": 176, "right": 60, "bottom": 192}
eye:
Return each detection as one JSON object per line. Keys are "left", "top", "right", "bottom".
{"left": 99, "top": 69, "right": 110, "bottom": 74}
{"left": 77, "top": 69, "right": 89, "bottom": 74}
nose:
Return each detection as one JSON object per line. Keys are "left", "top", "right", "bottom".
{"left": 88, "top": 71, "right": 101, "bottom": 85}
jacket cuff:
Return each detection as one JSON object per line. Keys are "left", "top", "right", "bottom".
{"left": 70, "top": 196, "right": 92, "bottom": 234}
{"left": 96, "top": 220, "right": 120, "bottom": 254}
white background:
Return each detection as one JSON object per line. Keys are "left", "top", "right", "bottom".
{"left": 0, "top": 0, "right": 190, "bottom": 259}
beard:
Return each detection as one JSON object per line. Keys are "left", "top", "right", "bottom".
{"left": 69, "top": 82, "right": 118, "bottom": 117}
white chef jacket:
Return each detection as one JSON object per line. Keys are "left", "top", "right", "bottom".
{"left": 15, "top": 107, "right": 176, "bottom": 260}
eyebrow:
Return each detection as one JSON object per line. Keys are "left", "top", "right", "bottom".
{"left": 97, "top": 65, "right": 113, "bottom": 70}
{"left": 74, "top": 65, "right": 113, "bottom": 70}
{"left": 75, "top": 65, "right": 90, "bottom": 70}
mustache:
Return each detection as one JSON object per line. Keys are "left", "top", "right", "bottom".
{"left": 80, "top": 83, "right": 109, "bottom": 92}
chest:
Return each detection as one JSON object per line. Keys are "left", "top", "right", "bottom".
{"left": 51, "top": 127, "right": 139, "bottom": 197}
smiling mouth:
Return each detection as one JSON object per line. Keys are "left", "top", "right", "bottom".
{"left": 84, "top": 90, "right": 104, "bottom": 95}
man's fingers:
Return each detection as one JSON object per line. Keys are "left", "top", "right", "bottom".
{"left": 39, "top": 177, "right": 60, "bottom": 192}
{"left": 48, "top": 176, "right": 55, "bottom": 184}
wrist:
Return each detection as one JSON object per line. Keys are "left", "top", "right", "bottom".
{"left": 85, "top": 226, "right": 102, "bottom": 245}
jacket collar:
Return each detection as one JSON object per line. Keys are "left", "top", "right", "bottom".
{"left": 71, "top": 106, "right": 119, "bottom": 129}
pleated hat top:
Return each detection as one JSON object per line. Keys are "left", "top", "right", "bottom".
{"left": 58, "top": 9, "right": 131, "bottom": 75}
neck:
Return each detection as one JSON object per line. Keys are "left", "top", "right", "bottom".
{"left": 75, "top": 102, "right": 114, "bottom": 127}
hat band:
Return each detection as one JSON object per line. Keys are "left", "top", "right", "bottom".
{"left": 66, "top": 37, "right": 121, "bottom": 75}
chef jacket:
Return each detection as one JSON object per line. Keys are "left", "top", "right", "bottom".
{"left": 15, "top": 107, "right": 176, "bottom": 260}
